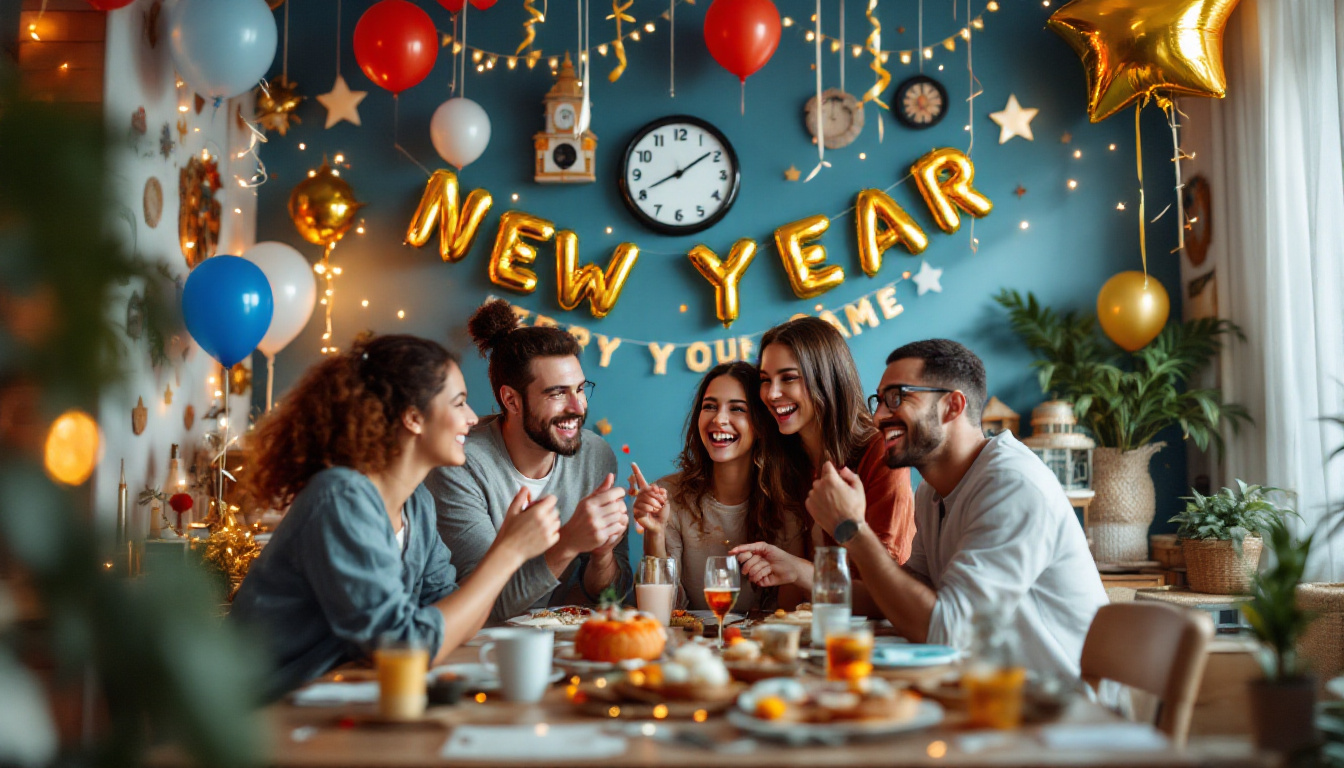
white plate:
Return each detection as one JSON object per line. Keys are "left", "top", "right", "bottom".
{"left": 552, "top": 647, "right": 648, "bottom": 673}
{"left": 727, "top": 699, "right": 944, "bottom": 741}
{"left": 505, "top": 609, "right": 592, "bottom": 633}
{"left": 430, "top": 663, "right": 565, "bottom": 692}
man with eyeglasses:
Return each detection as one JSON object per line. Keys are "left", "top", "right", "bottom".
{"left": 428, "top": 300, "right": 631, "bottom": 623}
{"left": 736, "top": 339, "right": 1106, "bottom": 683}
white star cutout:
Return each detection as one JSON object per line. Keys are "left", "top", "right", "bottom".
{"left": 912, "top": 260, "right": 944, "bottom": 295}
{"left": 990, "top": 94, "right": 1038, "bottom": 144}
{"left": 316, "top": 74, "right": 367, "bottom": 129}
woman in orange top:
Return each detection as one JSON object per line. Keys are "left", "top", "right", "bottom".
{"left": 751, "top": 316, "right": 915, "bottom": 562}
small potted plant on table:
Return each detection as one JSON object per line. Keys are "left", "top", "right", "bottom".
{"left": 1169, "top": 481, "right": 1296, "bottom": 595}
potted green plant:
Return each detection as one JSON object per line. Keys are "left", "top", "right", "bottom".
{"left": 1242, "top": 515, "right": 1318, "bottom": 754}
{"left": 995, "top": 290, "right": 1251, "bottom": 562}
{"left": 1169, "top": 481, "right": 1296, "bottom": 594}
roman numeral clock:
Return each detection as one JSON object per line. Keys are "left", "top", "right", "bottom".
{"left": 618, "top": 115, "right": 741, "bottom": 235}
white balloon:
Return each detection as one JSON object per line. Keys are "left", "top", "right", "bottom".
{"left": 430, "top": 97, "right": 492, "bottom": 170}
{"left": 168, "top": 0, "right": 278, "bottom": 102}
{"left": 241, "top": 242, "right": 317, "bottom": 357}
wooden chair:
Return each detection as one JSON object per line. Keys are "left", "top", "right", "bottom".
{"left": 1080, "top": 601, "right": 1215, "bottom": 746}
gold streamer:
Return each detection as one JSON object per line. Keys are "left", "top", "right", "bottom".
{"left": 517, "top": 0, "right": 544, "bottom": 55}
{"left": 1135, "top": 102, "right": 1147, "bottom": 282}
{"left": 861, "top": 0, "right": 889, "bottom": 110}
{"left": 607, "top": 0, "right": 634, "bottom": 82}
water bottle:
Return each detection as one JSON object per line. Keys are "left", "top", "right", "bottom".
{"left": 811, "top": 547, "right": 852, "bottom": 648}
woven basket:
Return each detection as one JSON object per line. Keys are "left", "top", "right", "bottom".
{"left": 1150, "top": 534, "right": 1185, "bottom": 568}
{"left": 1088, "top": 443, "right": 1166, "bottom": 562}
{"left": 1296, "top": 583, "right": 1344, "bottom": 682}
{"left": 1182, "top": 537, "right": 1263, "bottom": 595}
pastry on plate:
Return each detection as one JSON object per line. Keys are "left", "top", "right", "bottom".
{"left": 668, "top": 609, "right": 704, "bottom": 635}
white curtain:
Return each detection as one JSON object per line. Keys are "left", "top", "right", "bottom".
{"left": 1186, "top": 0, "right": 1344, "bottom": 581}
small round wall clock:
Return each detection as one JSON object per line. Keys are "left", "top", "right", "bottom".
{"left": 804, "top": 88, "right": 864, "bottom": 149}
{"left": 619, "top": 115, "right": 740, "bottom": 236}
{"left": 1182, "top": 175, "right": 1212, "bottom": 267}
{"left": 892, "top": 75, "right": 948, "bottom": 129}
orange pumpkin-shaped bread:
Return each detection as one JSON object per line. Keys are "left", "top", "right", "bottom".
{"left": 574, "top": 609, "right": 666, "bottom": 662}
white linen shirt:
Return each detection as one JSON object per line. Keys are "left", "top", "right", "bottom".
{"left": 906, "top": 431, "right": 1108, "bottom": 682}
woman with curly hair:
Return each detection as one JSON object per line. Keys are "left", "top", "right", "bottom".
{"left": 628, "top": 362, "right": 806, "bottom": 612}
{"left": 232, "top": 334, "right": 560, "bottom": 698}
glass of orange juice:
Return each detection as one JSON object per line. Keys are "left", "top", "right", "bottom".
{"left": 964, "top": 666, "right": 1026, "bottom": 729}
{"left": 374, "top": 637, "right": 429, "bottom": 720}
{"left": 824, "top": 626, "right": 874, "bottom": 682}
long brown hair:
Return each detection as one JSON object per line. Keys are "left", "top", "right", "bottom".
{"left": 757, "top": 317, "right": 877, "bottom": 521}
{"left": 672, "top": 362, "right": 783, "bottom": 546}
{"left": 245, "top": 334, "right": 458, "bottom": 509}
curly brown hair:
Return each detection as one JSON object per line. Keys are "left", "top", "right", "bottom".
{"left": 245, "top": 334, "right": 458, "bottom": 509}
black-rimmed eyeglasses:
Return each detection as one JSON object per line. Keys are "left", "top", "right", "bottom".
{"left": 546, "top": 380, "right": 596, "bottom": 401}
{"left": 867, "top": 385, "right": 953, "bottom": 413}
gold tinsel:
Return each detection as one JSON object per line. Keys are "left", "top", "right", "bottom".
{"left": 194, "top": 501, "right": 261, "bottom": 597}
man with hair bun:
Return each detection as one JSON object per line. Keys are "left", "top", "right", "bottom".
{"left": 428, "top": 300, "right": 632, "bottom": 622}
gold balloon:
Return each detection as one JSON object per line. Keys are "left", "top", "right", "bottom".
{"left": 1097, "top": 271, "right": 1171, "bottom": 351}
{"left": 255, "top": 76, "right": 303, "bottom": 136}
{"left": 1047, "top": 0, "right": 1241, "bottom": 123}
{"left": 405, "top": 170, "right": 493, "bottom": 262}
{"left": 688, "top": 239, "right": 758, "bottom": 328}
{"left": 288, "top": 163, "right": 364, "bottom": 247}
{"left": 489, "top": 211, "right": 554, "bottom": 293}
{"left": 911, "top": 148, "right": 993, "bottom": 234}
{"left": 775, "top": 215, "right": 844, "bottom": 300}
{"left": 555, "top": 231, "right": 640, "bottom": 318}
{"left": 855, "top": 189, "right": 929, "bottom": 277}
{"left": 44, "top": 409, "right": 101, "bottom": 486}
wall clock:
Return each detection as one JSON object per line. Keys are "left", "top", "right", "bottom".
{"left": 804, "top": 88, "right": 864, "bottom": 149}
{"left": 892, "top": 75, "right": 948, "bottom": 129}
{"left": 1182, "top": 175, "right": 1212, "bottom": 267}
{"left": 619, "top": 115, "right": 740, "bottom": 235}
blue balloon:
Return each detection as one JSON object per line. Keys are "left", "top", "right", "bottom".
{"left": 169, "top": 0, "right": 278, "bottom": 101}
{"left": 182, "top": 255, "right": 274, "bottom": 369}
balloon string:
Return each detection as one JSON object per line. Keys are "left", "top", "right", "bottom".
{"left": 966, "top": 0, "right": 978, "bottom": 253}
{"left": 282, "top": 0, "right": 290, "bottom": 80}
{"left": 804, "top": 0, "right": 830, "bottom": 182}
{"left": 1135, "top": 102, "right": 1148, "bottom": 285}
{"left": 1164, "top": 100, "right": 1187, "bottom": 254}
{"left": 838, "top": 0, "right": 845, "bottom": 94}
{"left": 391, "top": 96, "right": 432, "bottom": 177}
{"left": 335, "top": 0, "right": 342, "bottom": 75}
{"left": 450, "top": 13, "right": 459, "bottom": 97}
{"left": 669, "top": 0, "right": 675, "bottom": 97}
{"left": 219, "top": 371, "right": 231, "bottom": 516}
{"left": 461, "top": 7, "right": 469, "bottom": 100}
{"left": 740, "top": 80, "right": 744, "bottom": 116}
{"left": 917, "top": 0, "right": 924, "bottom": 74}
{"left": 266, "top": 353, "right": 275, "bottom": 413}
{"left": 320, "top": 243, "right": 337, "bottom": 353}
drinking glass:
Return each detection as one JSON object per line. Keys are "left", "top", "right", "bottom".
{"left": 374, "top": 636, "right": 429, "bottom": 720}
{"left": 811, "top": 547, "right": 852, "bottom": 649}
{"left": 702, "top": 556, "right": 740, "bottom": 647}
{"left": 636, "top": 556, "right": 679, "bottom": 627}
{"left": 825, "top": 625, "right": 874, "bottom": 682}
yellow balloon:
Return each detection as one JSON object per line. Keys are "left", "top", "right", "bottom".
{"left": 855, "top": 189, "right": 929, "bottom": 277}
{"left": 1047, "top": 0, "right": 1241, "bottom": 122}
{"left": 405, "top": 170, "right": 494, "bottom": 262}
{"left": 288, "top": 163, "right": 365, "bottom": 247}
{"left": 1097, "top": 271, "right": 1171, "bottom": 351}
{"left": 688, "top": 239, "right": 757, "bottom": 328}
{"left": 911, "top": 148, "right": 993, "bottom": 234}
{"left": 489, "top": 211, "right": 554, "bottom": 293}
{"left": 44, "top": 409, "right": 101, "bottom": 486}
{"left": 775, "top": 215, "right": 844, "bottom": 300}
{"left": 555, "top": 231, "right": 640, "bottom": 318}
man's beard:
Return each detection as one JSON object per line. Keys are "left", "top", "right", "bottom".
{"left": 882, "top": 405, "right": 944, "bottom": 469}
{"left": 522, "top": 400, "right": 585, "bottom": 456}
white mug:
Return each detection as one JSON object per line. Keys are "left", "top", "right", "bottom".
{"left": 478, "top": 629, "right": 554, "bottom": 702}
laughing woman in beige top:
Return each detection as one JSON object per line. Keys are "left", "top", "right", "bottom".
{"left": 629, "top": 363, "right": 806, "bottom": 613}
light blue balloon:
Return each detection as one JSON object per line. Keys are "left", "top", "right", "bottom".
{"left": 169, "top": 0, "right": 278, "bottom": 101}
{"left": 182, "top": 255, "right": 275, "bottom": 369}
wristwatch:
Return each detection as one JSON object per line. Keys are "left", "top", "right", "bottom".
{"left": 833, "top": 519, "right": 860, "bottom": 545}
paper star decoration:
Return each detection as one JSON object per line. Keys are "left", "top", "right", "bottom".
{"left": 783, "top": 165, "right": 801, "bottom": 182}
{"left": 1047, "top": 0, "right": 1238, "bottom": 123}
{"left": 912, "top": 261, "right": 943, "bottom": 296}
{"left": 990, "top": 94, "right": 1038, "bottom": 144}
{"left": 316, "top": 75, "right": 367, "bottom": 129}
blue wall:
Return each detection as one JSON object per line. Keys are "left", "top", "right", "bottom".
{"left": 256, "top": 0, "right": 1187, "bottom": 548}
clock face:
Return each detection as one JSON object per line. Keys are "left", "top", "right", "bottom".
{"left": 554, "top": 103, "right": 576, "bottom": 131}
{"left": 618, "top": 115, "right": 740, "bottom": 235}
{"left": 552, "top": 142, "right": 578, "bottom": 169}
{"left": 805, "top": 88, "right": 864, "bottom": 150}
{"left": 893, "top": 75, "right": 948, "bottom": 129}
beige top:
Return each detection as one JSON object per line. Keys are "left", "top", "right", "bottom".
{"left": 655, "top": 473, "right": 807, "bottom": 613}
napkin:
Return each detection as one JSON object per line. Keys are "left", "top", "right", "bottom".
{"left": 441, "top": 725, "right": 627, "bottom": 760}
{"left": 1038, "top": 723, "right": 1168, "bottom": 751}
{"left": 291, "top": 682, "right": 379, "bottom": 707}
{"left": 870, "top": 644, "right": 960, "bottom": 668}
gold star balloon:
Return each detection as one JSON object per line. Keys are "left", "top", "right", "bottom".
{"left": 1047, "top": 0, "right": 1241, "bottom": 122}
{"left": 288, "top": 164, "right": 365, "bottom": 247}
{"left": 255, "top": 76, "right": 304, "bottom": 136}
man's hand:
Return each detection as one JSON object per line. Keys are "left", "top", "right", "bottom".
{"left": 558, "top": 473, "right": 628, "bottom": 556}
{"left": 805, "top": 462, "right": 867, "bottom": 536}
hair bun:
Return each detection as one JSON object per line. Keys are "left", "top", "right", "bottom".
{"left": 467, "top": 299, "right": 521, "bottom": 355}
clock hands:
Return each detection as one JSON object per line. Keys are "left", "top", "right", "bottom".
{"left": 645, "top": 151, "right": 714, "bottom": 191}
{"left": 679, "top": 151, "right": 713, "bottom": 175}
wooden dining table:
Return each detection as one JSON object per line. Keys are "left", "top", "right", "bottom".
{"left": 153, "top": 637, "right": 1278, "bottom": 768}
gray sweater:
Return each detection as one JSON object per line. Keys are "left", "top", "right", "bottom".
{"left": 231, "top": 467, "right": 458, "bottom": 698}
{"left": 426, "top": 415, "right": 632, "bottom": 623}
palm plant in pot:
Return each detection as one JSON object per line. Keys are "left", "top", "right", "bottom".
{"left": 1168, "top": 480, "right": 1297, "bottom": 595}
{"left": 995, "top": 290, "right": 1251, "bottom": 562}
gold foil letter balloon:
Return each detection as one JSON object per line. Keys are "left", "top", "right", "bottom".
{"left": 688, "top": 239, "right": 758, "bottom": 328}
{"left": 911, "top": 148, "right": 993, "bottom": 234}
{"left": 555, "top": 231, "right": 640, "bottom": 318}
{"left": 288, "top": 163, "right": 364, "bottom": 247}
{"left": 1096, "top": 271, "right": 1170, "bottom": 351}
{"left": 489, "top": 211, "right": 555, "bottom": 293}
{"left": 1047, "top": 0, "right": 1241, "bottom": 122}
{"left": 774, "top": 215, "right": 843, "bottom": 299}
{"left": 404, "top": 170, "right": 494, "bottom": 262}
{"left": 854, "top": 189, "right": 929, "bottom": 277}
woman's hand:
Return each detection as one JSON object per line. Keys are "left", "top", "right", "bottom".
{"left": 728, "top": 542, "right": 814, "bottom": 591}
{"left": 627, "top": 463, "right": 669, "bottom": 538}
{"left": 495, "top": 488, "right": 561, "bottom": 564}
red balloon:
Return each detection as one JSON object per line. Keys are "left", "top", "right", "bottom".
{"left": 703, "top": 0, "right": 781, "bottom": 81}
{"left": 468, "top": 0, "right": 497, "bottom": 8}
{"left": 437, "top": 0, "right": 466, "bottom": 12}
{"left": 354, "top": 0, "right": 439, "bottom": 94}
{"left": 87, "top": 0, "right": 135, "bottom": 8}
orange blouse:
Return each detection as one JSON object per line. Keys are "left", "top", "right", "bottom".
{"left": 854, "top": 434, "right": 916, "bottom": 563}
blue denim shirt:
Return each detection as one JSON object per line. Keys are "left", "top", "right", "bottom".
{"left": 232, "top": 467, "right": 458, "bottom": 698}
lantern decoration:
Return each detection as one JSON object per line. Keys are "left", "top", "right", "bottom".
{"left": 980, "top": 396, "right": 1020, "bottom": 438}
{"left": 1023, "top": 400, "right": 1095, "bottom": 497}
